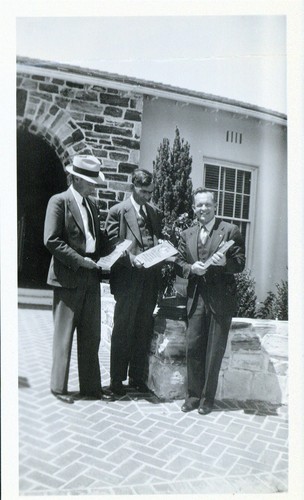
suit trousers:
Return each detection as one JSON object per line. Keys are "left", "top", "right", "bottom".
{"left": 110, "top": 267, "right": 158, "bottom": 383}
{"left": 51, "top": 268, "right": 101, "bottom": 395}
{"left": 186, "top": 293, "right": 232, "bottom": 403}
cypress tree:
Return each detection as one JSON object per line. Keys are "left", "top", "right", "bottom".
{"left": 153, "top": 127, "right": 193, "bottom": 245}
{"left": 152, "top": 127, "right": 193, "bottom": 297}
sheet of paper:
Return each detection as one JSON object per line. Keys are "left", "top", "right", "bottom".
{"left": 136, "top": 240, "right": 178, "bottom": 268}
{"left": 97, "top": 239, "right": 132, "bottom": 269}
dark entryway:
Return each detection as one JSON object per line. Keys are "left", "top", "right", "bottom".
{"left": 17, "top": 130, "right": 67, "bottom": 288}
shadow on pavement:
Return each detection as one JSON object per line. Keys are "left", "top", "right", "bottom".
{"left": 18, "top": 376, "right": 31, "bottom": 388}
{"left": 215, "top": 398, "right": 282, "bottom": 416}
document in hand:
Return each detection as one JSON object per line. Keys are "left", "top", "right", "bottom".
{"left": 135, "top": 240, "right": 178, "bottom": 268}
{"left": 97, "top": 239, "right": 132, "bottom": 270}
{"left": 203, "top": 239, "right": 235, "bottom": 269}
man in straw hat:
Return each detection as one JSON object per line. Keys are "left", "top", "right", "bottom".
{"left": 44, "top": 154, "right": 114, "bottom": 404}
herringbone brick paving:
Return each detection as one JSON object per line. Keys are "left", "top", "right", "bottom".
{"left": 18, "top": 307, "right": 288, "bottom": 496}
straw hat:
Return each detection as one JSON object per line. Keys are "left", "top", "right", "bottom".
{"left": 66, "top": 155, "right": 105, "bottom": 184}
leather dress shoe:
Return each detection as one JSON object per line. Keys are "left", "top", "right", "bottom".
{"left": 100, "top": 389, "right": 115, "bottom": 401}
{"left": 51, "top": 390, "right": 74, "bottom": 404}
{"left": 128, "top": 379, "right": 150, "bottom": 393}
{"left": 74, "top": 389, "right": 115, "bottom": 401}
{"left": 198, "top": 400, "right": 214, "bottom": 415}
{"left": 110, "top": 381, "right": 127, "bottom": 396}
{"left": 181, "top": 399, "right": 199, "bottom": 413}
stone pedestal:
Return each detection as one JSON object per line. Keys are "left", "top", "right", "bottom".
{"left": 147, "top": 305, "right": 187, "bottom": 400}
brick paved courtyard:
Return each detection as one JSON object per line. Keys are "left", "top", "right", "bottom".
{"left": 18, "top": 307, "right": 288, "bottom": 496}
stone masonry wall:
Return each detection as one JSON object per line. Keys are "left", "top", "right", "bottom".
{"left": 17, "top": 71, "right": 144, "bottom": 221}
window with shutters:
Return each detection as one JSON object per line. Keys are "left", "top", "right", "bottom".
{"left": 203, "top": 159, "right": 257, "bottom": 256}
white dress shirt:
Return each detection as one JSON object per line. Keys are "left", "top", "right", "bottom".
{"left": 130, "top": 195, "right": 147, "bottom": 217}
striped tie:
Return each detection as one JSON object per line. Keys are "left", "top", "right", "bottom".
{"left": 200, "top": 225, "right": 208, "bottom": 245}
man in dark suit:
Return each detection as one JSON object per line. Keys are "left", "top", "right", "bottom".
{"left": 44, "top": 154, "right": 114, "bottom": 404}
{"left": 105, "top": 169, "right": 162, "bottom": 396}
{"left": 175, "top": 188, "right": 245, "bottom": 415}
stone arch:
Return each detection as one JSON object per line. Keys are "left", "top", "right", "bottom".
{"left": 17, "top": 100, "right": 92, "bottom": 169}
{"left": 17, "top": 128, "right": 68, "bottom": 288}
{"left": 17, "top": 98, "right": 93, "bottom": 288}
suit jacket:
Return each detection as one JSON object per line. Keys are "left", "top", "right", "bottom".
{"left": 106, "top": 197, "right": 162, "bottom": 296}
{"left": 44, "top": 188, "right": 112, "bottom": 288}
{"left": 175, "top": 219, "right": 245, "bottom": 317}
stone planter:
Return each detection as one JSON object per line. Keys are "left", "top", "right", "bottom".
{"left": 100, "top": 284, "right": 288, "bottom": 405}
{"left": 147, "top": 315, "right": 288, "bottom": 405}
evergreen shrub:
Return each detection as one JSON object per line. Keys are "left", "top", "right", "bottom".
{"left": 257, "top": 280, "right": 288, "bottom": 320}
{"left": 235, "top": 269, "right": 257, "bottom": 318}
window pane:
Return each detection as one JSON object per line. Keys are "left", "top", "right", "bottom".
{"left": 244, "top": 172, "right": 251, "bottom": 194}
{"left": 223, "top": 192, "right": 234, "bottom": 217}
{"left": 235, "top": 194, "right": 242, "bottom": 218}
{"left": 205, "top": 164, "right": 219, "bottom": 190}
{"left": 224, "top": 168, "right": 235, "bottom": 192}
{"left": 218, "top": 191, "right": 223, "bottom": 215}
{"left": 242, "top": 195, "right": 250, "bottom": 219}
{"left": 220, "top": 168, "right": 224, "bottom": 190}
{"left": 241, "top": 222, "right": 247, "bottom": 242}
{"left": 236, "top": 170, "right": 244, "bottom": 193}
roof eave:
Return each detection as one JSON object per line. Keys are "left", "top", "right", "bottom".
{"left": 16, "top": 57, "right": 287, "bottom": 127}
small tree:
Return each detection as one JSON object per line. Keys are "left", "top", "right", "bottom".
{"left": 153, "top": 127, "right": 193, "bottom": 296}
{"left": 153, "top": 127, "right": 193, "bottom": 246}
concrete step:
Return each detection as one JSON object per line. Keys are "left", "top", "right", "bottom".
{"left": 18, "top": 288, "right": 53, "bottom": 309}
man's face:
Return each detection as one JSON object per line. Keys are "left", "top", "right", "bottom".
{"left": 74, "top": 177, "right": 97, "bottom": 197}
{"left": 193, "top": 192, "right": 217, "bottom": 225}
{"left": 133, "top": 183, "right": 154, "bottom": 205}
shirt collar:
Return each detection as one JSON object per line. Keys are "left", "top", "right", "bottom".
{"left": 70, "top": 184, "right": 83, "bottom": 205}
{"left": 130, "top": 195, "right": 146, "bottom": 214}
{"left": 201, "top": 217, "right": 216, "bottom": 232}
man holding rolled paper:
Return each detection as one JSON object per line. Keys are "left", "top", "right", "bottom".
{"left": 106, "top": 169, "right": 162, "bottom": 396}
{"left": 175, "top": 188, "right": 245, "bottom": 415}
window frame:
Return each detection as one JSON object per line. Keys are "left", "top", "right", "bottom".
{"left": 203, "top": 157, "right": 258, "bottom": 269}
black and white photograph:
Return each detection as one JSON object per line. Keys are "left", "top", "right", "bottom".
{"left": 1, "top": 1, "right": 304, "bottom": 499}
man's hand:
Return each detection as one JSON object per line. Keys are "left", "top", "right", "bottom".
{"left": 191, "top": 261, "right": 207, "bottom": 276}
{"left": 129, "top": 253, "right": 144, "bottom": 268}
{"left": 82, "top": 257, "right": 99, "bottom": 270}
{"left": 211, "top": 251, "right": 227, "bottom": 267}
{"left": 165, "top": 256, "right": 176, "bottom": 263}
{"left": 133, "top": 256, "right": 144, "bottom": 268}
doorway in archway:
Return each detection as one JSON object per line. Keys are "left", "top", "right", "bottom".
{"left": 17, "top": 130, "right": 67, "bottom": 288}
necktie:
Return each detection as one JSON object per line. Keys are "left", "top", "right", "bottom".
{"left": 82, "top": 197, "right": 95, "bottom": 239}
{"left": 139, "top": 205, "right": 153, "bottom": 235}
{"left": 200, "top": 225, "right": 208, "bottom": 245}
{"left": 139, "top": 204, "right": 146, "bottom": 221}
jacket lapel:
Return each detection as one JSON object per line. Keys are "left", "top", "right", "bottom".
{"left": 208, "top": 219, "right": 226, "bottom": 255}
{"left": 188, "top": 225, "right": 200, "bottom": 262}
{"left": 124, "top": 199, "right": 142, "bottom": 245}
{"left": 66, "top": 190, "right": 85, "bottom": 235}
{"left": 146, "top": 203, "right": 159, "bottom": 244}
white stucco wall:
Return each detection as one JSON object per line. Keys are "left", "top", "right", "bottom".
{"left": 140, "top": 96, "right": 287, "bottom": 301}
